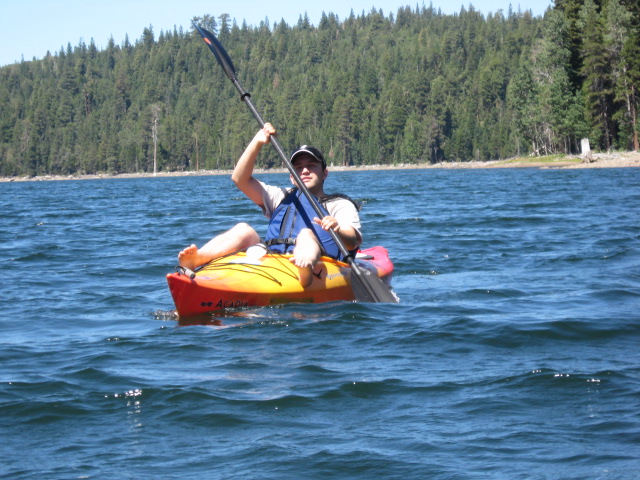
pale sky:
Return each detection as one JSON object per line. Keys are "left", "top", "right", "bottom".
{"left": 0, "top": 0, "right": 553, "bottom": 67}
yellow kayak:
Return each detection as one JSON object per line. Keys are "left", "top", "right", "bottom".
{"left": 166, "top": 246, "right": 394, "bottom": 317}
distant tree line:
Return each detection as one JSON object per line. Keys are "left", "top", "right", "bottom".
{"left": 0, "top": 1, "right": 638, "bottom": 177}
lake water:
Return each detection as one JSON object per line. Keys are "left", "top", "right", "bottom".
{"left": 1, "top": 167, "right": 639, "bottom": 479}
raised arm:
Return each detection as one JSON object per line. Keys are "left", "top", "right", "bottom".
{"left": 231, "top": 123, "right": 276, "bottom": 207}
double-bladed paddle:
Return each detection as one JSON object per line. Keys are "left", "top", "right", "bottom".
{"left": 193, "top": 24, "right": 398, "bottom": 304}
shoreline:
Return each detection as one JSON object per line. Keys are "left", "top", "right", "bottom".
{"left": 2, "top": 151, "right": 639, "bottom": 183}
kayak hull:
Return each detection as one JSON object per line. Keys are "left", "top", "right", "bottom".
{"left": 166, "top": 246, "right": 393, "bottom": 317}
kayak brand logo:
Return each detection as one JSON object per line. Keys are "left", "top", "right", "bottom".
{"left": 201, "top": 299, "right": 249, "bottom": 309}
{"left": 325, "top": 272, "right": 345, "bottom": 281}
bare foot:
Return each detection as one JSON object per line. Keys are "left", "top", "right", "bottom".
{"left": 178, "top": 244, "right": 201, "bottom": 271}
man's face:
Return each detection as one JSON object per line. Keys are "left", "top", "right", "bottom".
{"left": 291, "top": 155, "right": 327, "bottom": 192}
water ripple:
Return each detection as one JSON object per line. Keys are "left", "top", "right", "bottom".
{"left": 1, "top": 170, "right": 639, "bottom": 479}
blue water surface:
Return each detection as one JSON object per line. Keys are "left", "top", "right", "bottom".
{"left": 1, "top": 167, "right": 639, "bottom": 479}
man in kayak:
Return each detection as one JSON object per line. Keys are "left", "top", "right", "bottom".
{"left": 178, "top": 123, "right": 362, "bottom": 286}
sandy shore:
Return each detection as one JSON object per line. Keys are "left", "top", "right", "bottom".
{"left": 2, "top": 151, "right": 639, "bottom": 182}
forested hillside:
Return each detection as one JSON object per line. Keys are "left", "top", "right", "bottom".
{"left": 0, "top": 1, "right": 638, "bottom": 176}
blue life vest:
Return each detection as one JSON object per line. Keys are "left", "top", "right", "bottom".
{"left": 264, "top": 189, "right": 354, "bottom": 261}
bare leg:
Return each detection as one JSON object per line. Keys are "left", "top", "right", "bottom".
{"left": 178, "top": 222, "right": 260, "bottom": 270}
{"left": 289, "top": 228, "right": 322, "bottom": 287}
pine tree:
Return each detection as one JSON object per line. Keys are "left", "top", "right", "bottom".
{"left": 580, "top": 0, "right": 615, "bottom": 150}
{"left": 605, "top": 0, "right": 639, "bottom": 150}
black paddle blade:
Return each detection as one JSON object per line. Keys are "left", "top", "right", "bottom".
{"left": 193, "top": 24, "right": 237, "bottom": 80}
{"left": 350, "top": 266, "right": 399, "bottom": 304}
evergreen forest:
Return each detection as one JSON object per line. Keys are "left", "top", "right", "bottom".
{"left": 0, "top": 0, "right": 638, "bottom": 177}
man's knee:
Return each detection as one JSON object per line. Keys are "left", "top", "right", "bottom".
{"left": 296, "top": 229, "right": 321, "bottom": 251}
{"left": 233, "top": 222, "right": 260, "bottom": 242}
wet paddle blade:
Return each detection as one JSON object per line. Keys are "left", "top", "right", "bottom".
{"left": 350, "top": 265, "right": 399, "bottom": 303}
